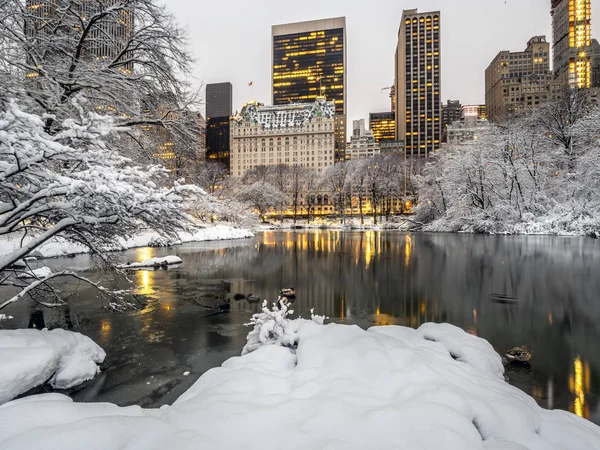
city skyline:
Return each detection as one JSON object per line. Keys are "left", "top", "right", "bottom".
{"left": 169, "top": 0, "right": 600, "bottom": 130}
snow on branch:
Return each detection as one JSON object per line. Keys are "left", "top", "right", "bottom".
{"left": 0, "top": 99, "right": 202, "bottom": 309}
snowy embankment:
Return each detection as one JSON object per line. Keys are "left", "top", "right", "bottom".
{"left": 420, "top": 210, "right": 600, "bottom": 238}
{"left": 0, "top": 329, "right": 105, "bottom": 404}
{"left": 0, "top": 225, "right": 254, "bottom": 260}
{"left": 1, "top": 308, "right": 598, "bottom": 450}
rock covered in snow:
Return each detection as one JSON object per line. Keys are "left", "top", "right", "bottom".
{"left": 16, "top": 267, "right": 52, "bottom": 279}
{"left": 0, "top": 329, "right": 106, "bottom": 404}
{"left": 0, "top": 319, "right": 598, "bottom": 449}
{"left": 116, "top": 255, "right": 182, "bottom": 270}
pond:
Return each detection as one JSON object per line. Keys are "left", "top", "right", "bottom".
{"left": 2, "top": 231, "right": 599, "bottom": 425}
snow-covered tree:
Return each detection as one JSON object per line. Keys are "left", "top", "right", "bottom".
{"left": 193, "top": 161, "right": 229, "bottom": 195}
{"left": 321, "top": 163, "right": 349, "bottom": 223}
{"left": 237, "top": 181, "right": 286, "bottom": 223}
{"left": 304, "top": 169, "right": 319, "bottom": 224}
{"left": 288, "top": 166, "right": 307, "bottom": 224}
{"left": 415, "top": 98, "right": 600, "bottom": 236}
{"left": 0, "top": 0, "right": 201, "bottom": 168}
{"left": 0, "top": 99, "right": 201, "bottom": 311}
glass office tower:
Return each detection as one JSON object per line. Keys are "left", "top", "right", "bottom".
{"left": 272, "top": 18, "right": 347, "bottom": 161}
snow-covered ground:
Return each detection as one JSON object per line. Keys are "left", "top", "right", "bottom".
{"left": 0, "top": 310, "right": 598, "bottom": 450}
{"left": 0, "top": 225, "right": 254, "bottom": 260}
{"left": 0, "top": 329, "right": 105, "bottom": 405}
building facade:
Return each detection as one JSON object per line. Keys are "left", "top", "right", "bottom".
{"left": 552, "top": 0, "right": 592, "bottom": 89}
{"left": 395, "top": 9, "right": 442, "bottom": 158}
{"left": 445, "top": 113, "right": 489, "bottom": 146}
{"left": 346, "top": 119, "right": 380, "bottom": 160}
{"left": 485, "top": 36, "right": 561, "bottom": 120}
{"left": 379, "top": 140, "right": 405, "bottom": 156}
{"left": 441, "top": 100, "right": 462, "bottom": 143}
{"left": 272, "top": 18, "right": 346, "bottom": 161}
{"left": 369, "top": 112, "right": 396, "bottom": 143}
{"left": 205, "top": 82, "right": 233, "bottom": 167}
{"left": 230, "top": 98, "right": 336, "bottom": 178}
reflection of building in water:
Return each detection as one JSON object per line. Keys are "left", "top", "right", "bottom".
{"left": 569, "top": 356, "right": 591, "bottom": 419}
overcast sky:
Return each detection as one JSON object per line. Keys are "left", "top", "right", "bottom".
{"left": 166, "top": 0, "right": 600, "bottom": 127}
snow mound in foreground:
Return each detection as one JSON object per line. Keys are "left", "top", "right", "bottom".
{"left": 0, "top": 329, "right": 106, "bottom": 404}
{"left": 0, "top": 320, "right": 598, "bottom": 450}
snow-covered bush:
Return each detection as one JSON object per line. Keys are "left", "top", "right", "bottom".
{"left": 242, "top": 301, "right": 326, "bottom": 356}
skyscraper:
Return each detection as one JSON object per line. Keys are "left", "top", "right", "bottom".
{"left": 369, "top": 112, "right": 396, "bottom": 143}
{"left": 272, "top": 17, "right": 346, "bottom": 161}
{"left": 395, "top": 10, "right": 441, "bottom": 158}
{"left": 205, "top": 82, "right": 233, "bottom": 168}
{"left": 206, "top": 82, "right": 233, "bottom": 118}
{"left": 552, "top": 0, "right": 592, "bottom": 89}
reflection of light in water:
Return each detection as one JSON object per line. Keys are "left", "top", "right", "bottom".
{"left": 549, "top": 313, "right": 553, "bottom": 326}
{"left": 405, "top": 235, "right": 412, "bottom": 267}
{"left": 547, "top": 378, "right": 554, "bottom": 410}
{"left": 100, "top": 320, "right": 111, "bottom": 334}
{"left": 473, "top": 308, "right": 477, "bottom": 325}
{"left": 569, "top": 356, "right": 590, "bottom": 419}
{"left": 136, "top": 247, "right": 154, "bottom": 263}
{"left": 99, "top": 319, "right": 111, "bottom": 344}
{"left": 365, "top": 231, "right": 376, "bottom": 268}
{"left": 137, "top": 270, "right": 155, "bottom": 296}
{"left": 420, "top": 302, "right": 426, "bottom": 315}
{"left": 532, "top": 386, "right": 544, "bottom": 401}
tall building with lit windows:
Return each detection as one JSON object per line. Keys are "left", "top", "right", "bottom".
{"left": 394, "top": 10, "right": 441, "bottom": 158}
{"left": 272, "top": 18, "right": 346, "bottom": 161}
{"left": 552, "top": 0, "right": 592, "bottom": 89}
{"left": 369, "top": 112, "right": 396, "bottom": 143}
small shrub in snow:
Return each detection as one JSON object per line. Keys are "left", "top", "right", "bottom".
{"left": 242, "top": 301, "right": 326, "bottom": 356}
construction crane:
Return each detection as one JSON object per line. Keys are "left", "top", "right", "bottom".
{"left": 381, "top": 86, "right": 393, "bottom": 94}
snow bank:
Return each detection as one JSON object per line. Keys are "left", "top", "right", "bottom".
{"left": 0, "top": 225, "right": 254, "bottom": 260}
{"left": 0, "top": 329, "right": 106, "bottom": 405}
{"left": 116, "top": 256, "right": 182, "bottom": 270}
{"left": 0, "top": 317, "right": 598, "bottom": 449}
{"left": 16, "top": 266, "right": 52, "bottom": 279}
{"left": 122, "top": 225, "right": 254, "bottom": 249}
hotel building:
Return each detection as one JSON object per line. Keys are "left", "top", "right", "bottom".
{"left": 230, "top": 98, "right": 336, "bottom": 178}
